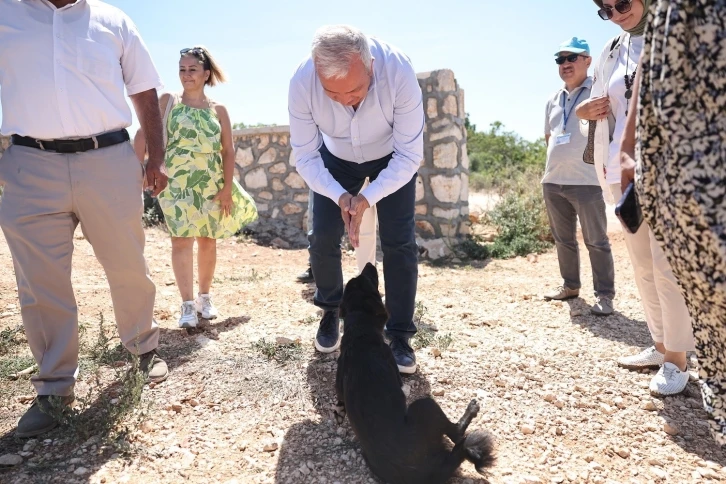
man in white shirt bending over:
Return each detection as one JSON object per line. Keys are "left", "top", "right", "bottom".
{"left": 289, "top": 25, "right": 424, "bottom": 374}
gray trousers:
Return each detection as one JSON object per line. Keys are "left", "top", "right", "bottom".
{"left": 542, "top": 183, "right": 615, "bottom": 298}
{"left": 0, "top": 142, "right": 159, "bottom": 396}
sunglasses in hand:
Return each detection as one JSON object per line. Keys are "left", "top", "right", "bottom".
{"left": 598, "top": 0, "right": 633, "bottom": 20}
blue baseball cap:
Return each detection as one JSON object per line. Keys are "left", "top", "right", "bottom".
{"left": 555, "top": 37, "right": 590, "bottom": 56}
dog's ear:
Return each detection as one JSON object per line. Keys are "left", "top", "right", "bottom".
{"left": 361, "top": 263, "right": 378, "bottom": 288}
{"left": 364, "top": 296, "right": 388, "bottom": 319}
{"left": 339, "top": 302, "right": 348, "bottom": 319}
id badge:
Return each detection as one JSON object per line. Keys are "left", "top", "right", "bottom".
{"left": 555, "top": 133, "right": 571, "bottom": 146}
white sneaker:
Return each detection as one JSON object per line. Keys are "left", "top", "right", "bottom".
{"left": 195, "top": 294, "right": 219, "bottom": 320}
{"left": 617, "top": 346, "right": 665, "bottom": 370}
{"left": 178, "top": 301, "right": 198, "bottom": 329}
{"left": 650, "top": 362, "right": 689, "bottom": 396}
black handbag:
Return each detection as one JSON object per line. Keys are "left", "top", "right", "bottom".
{"left": 615, "top": 181, "right": 644, "bottom": 234}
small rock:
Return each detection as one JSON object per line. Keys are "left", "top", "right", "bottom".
{"left": 263, "top": 443, "right": 278, "bottom": 452}
{"left": 299, "top": 463, "right": 310, "bottom": 476}
{"left": 643, "top": 401, "right": 658, "bottom": 411}
{"left": 648, "top": 458, "right": 664, "bottom": 467}
{"left": 69, "top": 458, "right": 83, "bottom": 464}
{"left": 521, "top": 424, "right": 535, "bottom": 435}
{"left": 401, "top": 384, "right": 411, "bottom": 398}
{"left": 431, "top": 348, "right": 442, "bottom": 358}
{"left": 271, "top": 238, "right": 290, "bottom": 249}
{"left": 543, "top": 393, "right": 556, "bottom": 403}
{"left": 433, "top": 389, "right": 445, "bottom": 397}
{"left": 698, "top": 468, "right": 719, "bottom": 480}
{"left": 22, "top": 440, "right": 38, "bottom": 453}
{"left": 171, "top": 403, "right": 183, "bottom": 413}
{"left": 663, "top": 422, "right": 679, "bottom": 436}
{"left": 570, "top": 309, "right": 584, "bottom": 317}
{"left": 73, "top": 467, "right": 89, "bottom": 476}
{"left": 583, "top": 454, "right": 595, "bottom": 463}
{"left": 148, "top": 382, "right": 157, "bottom": 389}
{"left": 650, "top": 467, "right": 668, "bottom": 480}
{"left": 0, "top": 454, "right": 23, "bottom": 466}
{"left": 189, "top": 399, "right": 200, "bottom": 407}
{"left": 614, "top": 447, "right": 630, "bottom": 459}
{"left": 140, "top": 421, "right": 154, "bottom": 433}
{"left": 520, "top": 475, "right": 543, "bottom": 484}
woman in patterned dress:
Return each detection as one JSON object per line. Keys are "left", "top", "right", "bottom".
{"left": 139, "top": 46, "right": 257, "bottom": 329}
{"left": 621, "top": 0, "right": 726, "bottom": 446}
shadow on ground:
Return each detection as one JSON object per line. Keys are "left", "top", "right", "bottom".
{"left": 0, "top": 315, "right": 249, "bottom": 484}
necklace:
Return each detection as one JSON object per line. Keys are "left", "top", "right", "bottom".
{"left": 624, "top": 36, "right": 638, "bottom": 115}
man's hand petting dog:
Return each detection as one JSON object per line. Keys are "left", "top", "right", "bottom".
{"left": 338, "top": 192, "right": 370, "bottom": 248}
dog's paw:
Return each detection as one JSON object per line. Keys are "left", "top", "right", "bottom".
{"left": 466, "top": 399, "right": 481, "bottom": 417}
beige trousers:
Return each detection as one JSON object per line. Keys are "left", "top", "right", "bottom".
{"left": 610, "top": 184, "right": 695, "bottom": 352}
{"left": 0, "top": 142, "right": 159, "bottom": 396}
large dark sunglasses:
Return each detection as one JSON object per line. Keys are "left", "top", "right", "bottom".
{"left": 598, "top": 0, "right": 632, "bottom": 20}
{"left": 555, "top": 53, "right": 584, "bottom": 65}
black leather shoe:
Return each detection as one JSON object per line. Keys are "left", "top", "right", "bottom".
{"left": 16, "top": 394, "right": 75, "bottom": 438}
{"left": 314, "top": 310, "right": 340, "bottom": 353}
{"left": 296, "top": 265, "right": 314, "bottom": 283}
{"left": 390, "top": 336, "right": 417, "bottom": 374}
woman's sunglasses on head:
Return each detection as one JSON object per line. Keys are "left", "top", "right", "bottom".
{"left": 555, "top": 53, "right": 585, "bottom": 65}
{"left": 180, "top": 47, "right": 205, "bottom": 56}
{"left": 598, "top": 0, "right": 633, "bottom": 20}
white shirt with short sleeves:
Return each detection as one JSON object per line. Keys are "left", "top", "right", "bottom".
{"left": 0, "top": 0, "right": 163, "bottom": 139}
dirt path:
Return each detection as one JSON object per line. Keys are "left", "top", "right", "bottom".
{"left": 1, "top": 203, "right": 725, "bottom": 484}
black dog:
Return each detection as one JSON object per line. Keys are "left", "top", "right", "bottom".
{"left": 335, "top": 263, "right": 495, "bottom": 484}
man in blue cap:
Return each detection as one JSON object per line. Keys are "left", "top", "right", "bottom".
{"left": 542, "top": 37, "right": 615, "bottom": 316}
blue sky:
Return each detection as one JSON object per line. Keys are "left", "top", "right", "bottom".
{"left": 3, "top": 0, "right": 622, "bottom": 141}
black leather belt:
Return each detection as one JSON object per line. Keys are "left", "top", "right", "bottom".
{"left": 11, "top": 129, "right": 130, "bottom": 154}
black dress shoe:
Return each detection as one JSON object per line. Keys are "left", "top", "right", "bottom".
{"left": 314, "top": 310, "right": 340, "bottom": 353}
{"left": 390, "top": 336, "right": 417, "bottom": 374}
{"left": 296, "top": 265, "right": 314, "bottom": 283}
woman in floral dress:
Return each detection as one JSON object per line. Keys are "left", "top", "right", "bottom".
{"left": 139, "top": 46, "right": 257, "bottom": 329}
{"left": 621, "top": 1, "right": 726, "bottom": 446}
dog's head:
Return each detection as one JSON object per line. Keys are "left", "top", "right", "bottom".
{"left": 339, "top": 263, "right": 388, "bottom": 330}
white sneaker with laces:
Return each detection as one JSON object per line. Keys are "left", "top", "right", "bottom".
{"left": 650, "top": 362, "right": 689, "bottom": 396}
{"left": 195, "top": 293, "right": 219, "bottom": 320}
{"left": 178, "top": 301, "right": 198, "bottom": 329}
{"left": 617, "top": 346, "right": 665, "bottom": 370}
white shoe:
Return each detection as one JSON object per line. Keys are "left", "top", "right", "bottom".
{"left": 617, "top": 346, "right": 665, "bottom": 370}
{"left": 178, "top": 301, "right": 198, "bottom": 329}
{"left": 650, "top": 362, "right": 689, "bottom": 396}
{"left": 195, "top": 294, "right": 219, "bottom": 320}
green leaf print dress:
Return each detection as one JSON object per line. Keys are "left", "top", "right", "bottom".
{"left": 158, "top": 102, "right": 257, "bottom": 238}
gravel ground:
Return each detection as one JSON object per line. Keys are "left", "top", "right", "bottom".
{"left": 1, "top": 201, "right": 725, "bottom": 484}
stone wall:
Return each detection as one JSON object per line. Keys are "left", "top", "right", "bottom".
{"left": 415, "top": 69, "right": 469, "bottom": 259}
{"left": 0, "top": 69, "right": 470, "bottom": 259}
{"left": 231, "top": 126, "right": 306, "bottom": 230}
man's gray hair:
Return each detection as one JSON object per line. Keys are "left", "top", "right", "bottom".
{"left": 311, "top": 25, "right": 372, "bottom": 79}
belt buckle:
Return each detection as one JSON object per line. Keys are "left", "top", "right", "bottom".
{"left": 55, "top": 140, "right": 81, "bottom": 154}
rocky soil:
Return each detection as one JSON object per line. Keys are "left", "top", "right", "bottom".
{"left": 1, "top": 200, "right": 725, "bottom": 484}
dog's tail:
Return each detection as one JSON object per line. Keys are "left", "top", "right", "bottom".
{"left": 463, "top": 430, "right": 496, "bottom": 474}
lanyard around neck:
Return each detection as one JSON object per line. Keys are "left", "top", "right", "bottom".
{"left": 562, "top": 88, "right": 585, "bottom": 132}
